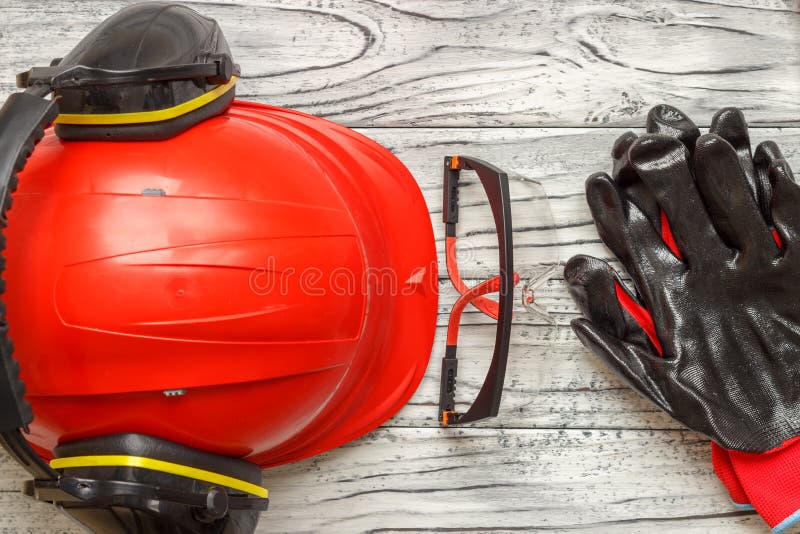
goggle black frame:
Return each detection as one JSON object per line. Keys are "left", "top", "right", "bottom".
{"left": 438, "top": 155, "right": 515, "bottom": 425}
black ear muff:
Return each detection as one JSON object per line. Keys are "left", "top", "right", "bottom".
{"left": 17, "top": 2, "right": 240, "bottom": 141}
{"left": 38, "top": 434, "right": 267, "bottom": 534}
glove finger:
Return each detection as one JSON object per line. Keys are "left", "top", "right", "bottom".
{"left": 616, "top": 106, "right": 700, "bottom": 259}
{"left": 709, "top": 107, "right": 757, "bottom": 196}
{"left": 611, "top": 131, "right": 663, "bottom": 232}
{"left": 611, "top": 131, "right": 639, "bottom": 186}
{"left": 769, "top": 159, "right": 800, "bottom": 247}
{"left": 646, "top": 104, "right": 701, "bottom": 155}
{"left": 752, "top": 141, "right": 785, "bottom": 224}
{"left": 710, "top": 109, "right": 779, "bottom": 224}
{"left": 693, "top": 134, "right": 776, "bottom": 257}
{"left": 564, "top": 254, "right": 660, "bottom": 353}
{"left": 754, "top": 140, "right": 786, "bottom": 171}
{"left": 641, "top": 105, "right": 701, "bottom": 249}
{"left": 754, "top": 140, "right": 793, "bottom": 227}
{"left": 571, "top": 318, "right": 671, "bottom": 414}
{"left": 585, "top": 172, "right": 680, "bottom": 286}
{"left": 630, "top": 134, "right": 727, "bottom": 262}
{"left": 614, "top": 106, "right": 702, "bottom": 239}
{"left": 617, "top": 105, "right": 701, "bottom": 220}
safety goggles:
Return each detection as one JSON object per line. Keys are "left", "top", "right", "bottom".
{"left": 439, "top": 156, "right": 558, "bottom": 426}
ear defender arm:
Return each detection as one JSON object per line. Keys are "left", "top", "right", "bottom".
{"left": 0, "top": 87, "right": 60, "bottom": 480}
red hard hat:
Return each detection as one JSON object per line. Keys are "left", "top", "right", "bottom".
{"left": 0, "top": 3, "right": 438, "bottom": 532}
{"left": 9, "top": 100, "right": 438, "bottom": 467}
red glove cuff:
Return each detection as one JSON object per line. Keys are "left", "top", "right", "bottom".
{"left": 711, "top": 442, "right": 751, "bottom": 509}
{"left": 726, "top": 436, "right": 800, "bottom": 533}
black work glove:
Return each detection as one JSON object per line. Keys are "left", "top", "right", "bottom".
{"left": 565, "top": 106, "right": 799, "bottom": 453}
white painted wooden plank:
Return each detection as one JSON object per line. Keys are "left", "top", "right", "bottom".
{"left": 0, "top": 497, "right": 80, "bottom": 533}
{"left": 0, "top": 0, "right": 797, "bottom": 127}
{"left": 0, "top": 429, "right": 767, "bottom": 533}
{"left": 260, "top": 428, "right": 762, "bottom": 533}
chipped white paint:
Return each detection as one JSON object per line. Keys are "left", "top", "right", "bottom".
{"left": 0, "top": 0, "right": 797, "bottom": 532}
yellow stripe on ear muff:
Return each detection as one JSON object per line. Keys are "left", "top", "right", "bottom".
{"left": 54, "top": 76, "right": 238, "bottom": 126}
{"left": 50, "top": 453, "right": 267, "bottom": 498}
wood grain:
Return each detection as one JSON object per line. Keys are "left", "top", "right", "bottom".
{"left": 0, "top": 428, "right": 765, "bottom": 533}
{"left": 1, "top": 0, "right": 799, "bottom": 532}
{"left": 261, "top": 428, "right": 766, "bottom": 533}
{"left": 0, "top": 0, "right": 798, "bottom": 127}
{"left": 0, "top": 126, "right": 794, "bottom": 532}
